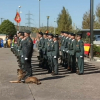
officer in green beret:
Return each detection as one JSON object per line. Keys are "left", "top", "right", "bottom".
{"left": 21, "top": 30, "right": 33, "bottom": 83}
{"left": 47, "top": 33, "right": 54, "bottom": 73}
{"left": 51, "top": 35, "right": 59, "bottom": 75}
{"left": 76, "top": 33, "right": 84, "bottom": 75}
{"left": 67, "top": 33, "right": 76, "bottom": 73}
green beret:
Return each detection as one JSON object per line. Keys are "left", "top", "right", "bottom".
{"left": 25, "top": 30, "right": 31, "bottom": 34}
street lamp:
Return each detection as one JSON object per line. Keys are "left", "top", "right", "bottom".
{"left": 39, "top": 0, "right": 41, "bottom": 29}
{"left": 54, "top": 21, "right": 56, "bottom": 34}
{"left": 47, "top": 16, "right": 50, "bottom": 31}
{"left": 90, "top": 0, "right": 94, "bottom": 60}
{"left": 18, "top": 6, "right": 21, "bottom": 31}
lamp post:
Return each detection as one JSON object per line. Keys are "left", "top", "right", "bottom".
{"left": 54, "top": 21, "right": 56, "bottom": 34}
{"left": 47, "top": 16, "right": 50, "bottom": 31}
{"left": 18, "top": 6, "right": 21, "bottom": 31}
{"left": 39, "top": 0, "right": 41, "bottom": 29}
{"left": 90, "top": 0, "right": 94, "bottom": 60}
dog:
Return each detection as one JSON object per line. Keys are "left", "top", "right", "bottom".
{"left": 9, "top": 69, "right": 41, "bottom": 85}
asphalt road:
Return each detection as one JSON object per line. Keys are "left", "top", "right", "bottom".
{"left": 0, "top": 48, "right": 100, "bottom": 100}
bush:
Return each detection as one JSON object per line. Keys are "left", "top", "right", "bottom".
{"left": 93, "top": 44, "right": 100, "bottom": 57}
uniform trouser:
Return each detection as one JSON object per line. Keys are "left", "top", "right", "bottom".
{"left": 47, "top": 56, "right": 53, "bottom": 72}
{"left": 23, "top": 59, "right": 32, "bottom": 79}
{"left": 77, "top": 57, "right": 84, "bottom": 74}
{"left": 39, "top": 50, "right": 43, "bottom": 60}
{"left": 70, "top": 55, "right": 76, "bottom": 71}
{"left": 68, "top": 53, "right": 71, "bottom": 68}
{"left": 52, "top": 58, "right": 58, "bottom": 74}
{"left": 61, "top": 51, "right": 65, "bottom": 65}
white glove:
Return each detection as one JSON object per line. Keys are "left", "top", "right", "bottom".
{"left": 80, "top": 56, "right": 83, "bottom": 58}
{"left": 67, "top": 50, "right": 69, "bottom": 53}
{"left": 18, "top": 50, "right": 20, "bottom": 51}
{"left": 25, "top": 58, "right": 28, "bottom": 60}
{"left": 54, "top": 56, "right": 56, "bottom": 58}
{"left": 21, "top": 55, "right": 23, "bottom": 57}
{"left": 63, "top": 50, "right": 65, "bottom": 51}
{"left": 11, "top": 47, "right": 13, "bottom": 48}
{"left": 38, "top": 50, "right": 39, "bottom": 52}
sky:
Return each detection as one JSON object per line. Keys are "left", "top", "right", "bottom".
{"left": 0, "top": 0, "right": 100, "bottom": 29}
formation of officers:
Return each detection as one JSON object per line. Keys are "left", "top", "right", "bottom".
{"left": 11, "top": 30, "right": 33, "bottom": 83}
{"left": 38, "top": 31, "right": 84, "bottom": 75}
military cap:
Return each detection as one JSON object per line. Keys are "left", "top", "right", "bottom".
{"left": 24, "top": 30, "right": 31, "bottom": 34}
{"left": 53, "top": 34, "right": 58, "bottom": 38}
{"left": 48, "top": 33, "right": 54, "bottom": 37}
{"left": 61, "top": 31, "right": 64, "bottom": 33}
{"left": 20, "top": 32, "right": 24, "bottom": 36}
{"left": 65, "top": 31, "right": 69, "bottom": 34}
{"left": 43, "top": 33, "right": 48, "bottom": 35}
{"left": 77, "top": 33, "right": 82, "bottom": 37}
{"left": 71, "top": 33, "right": 75, "bottom": 36}
{"left": 38, "top": 32, "right": 43, "bottom": 36}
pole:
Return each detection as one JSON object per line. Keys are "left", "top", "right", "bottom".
{"left": 39, "top": 0, "right": 40, "bottom": 29}
{"left": 47, "top": 16, "right": 49, "bottom": 31}
{"left": 90, "top": 0, "right": 94, "bottom": 60}
{"left": 19, "top": 7, "right": 20, "bottom": 31}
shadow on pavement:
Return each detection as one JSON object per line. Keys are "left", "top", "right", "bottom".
{"left": 83, "top": 62, "right": 100, "bottom": 75}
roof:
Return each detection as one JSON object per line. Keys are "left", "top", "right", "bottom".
{"left": 81, "top": 29, "right": 100, "bottom": 32}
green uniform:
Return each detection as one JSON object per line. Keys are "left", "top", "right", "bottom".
{"left": 69, "top": 39, "right": 76, "bottom": 72}
{"left": 52, "top": 41, "right": 59, "bottom": 74}
{"left": 47, "top": 39, "right": 54, "bottom": 73}
{"left": 67, "top": 38, "right": 72, "bottom": 70}
{"left": 38, "top": 37, "right": 45, "bottom": 60}
{"left": 63, "top": 37, "right": 69, "bottom": 68}
{"left": 61, "top": 36, "right": 66, "bottom": 66}
{"left": 76, "top": 40, "right": 84, "bottom": 74}
{"left": 22, "top": 37, "right": 33, "bottom": 77}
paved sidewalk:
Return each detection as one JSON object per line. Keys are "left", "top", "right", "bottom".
{"left": 0, "top": 48, "right": 100, "bottom": 100}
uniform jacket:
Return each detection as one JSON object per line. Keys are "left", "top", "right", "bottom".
{"left": 63, "top": 37, "right": 69, "bottom": 51}
{"left": 61, "top": 36, "right": 65, "bottom": 51}
{"left": 76, "top": 40, "right": 84, "bottom": 57}
{"left": 52, "top": 41, "right": 59, "bottom": 57}
{"left": 69, "top": 39, "right": 76, "bottom": 56}
{"left": 38, "top": 37, "right": 45, "bottom": 51}
{"left": 22, "top": 37, "right": 33, "bottom": 59}
{"left": 47, "top": 39, "right": 53, "bottom": 56}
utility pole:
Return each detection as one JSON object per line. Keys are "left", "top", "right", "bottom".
{"left": 90, "top": 0, "right": 94, "bottom": 61}
{"left": 47, "top": 16, "right": 50, "bottom": 31}
{"left": 39, "top": 0, "right": 41, "bottom": 29}
{"left": 26, "top": 11, "right": 33, "bottom": 30}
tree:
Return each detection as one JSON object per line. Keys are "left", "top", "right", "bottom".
{"left": 82, "top": 11, "right": 91, "bottom": 29}
{"left": 56, "top": 7, "right": 72, "bottom": 34}
{"left": 96, "top": 4, "right": 100, "bottom": 22}
{"left": 0, "top": 19, "right": 16, "bottom": 35}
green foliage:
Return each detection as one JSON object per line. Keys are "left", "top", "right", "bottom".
{"left": 93, "top": 44, "right": 100, "bottom": 57}
{"left": 96, "top": 3, "right": 100, "bottom": 22}
{"left": 56, "top": 7, "right": 72, "bottom": 34}
{"left": 0, "top": 20, "right": 16, "bottom": 35}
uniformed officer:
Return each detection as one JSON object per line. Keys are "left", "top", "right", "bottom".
{"left": 47, "top": 33, "right": 54, "bottom": 73}
{"left": 60, "top": 31, "right": 65, "bottom": 66}
{"left": 38, "top": 32, "right": 45, "bottom": 68}
{"left": 67, "top": 33, "right": 76, "bottom": 73}
{"left": 43, "top": 33, "right": 48, "bottom": 69}
{"left": 76, "top": 33, "right": 84, "bottom": 75}
{"left": 63, "top": 31, "right": 69, "bottom": 68}
{"left": 51, "top": 34, "right": 59, "bottom": 75}
{"left": 21, "top": 30, "right": 33, "bottom": 82}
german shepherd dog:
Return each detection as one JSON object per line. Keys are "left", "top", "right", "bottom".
{"left": 9, "top": 69, "right": 41, "bottom": 85}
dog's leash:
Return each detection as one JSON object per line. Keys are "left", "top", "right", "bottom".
{"left": 28, "top": 84, "right": 35, "bottom": 100}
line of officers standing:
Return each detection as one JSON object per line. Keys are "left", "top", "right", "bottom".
{"left": 38, "top": 31, "right": 84, "bottom": 75}
{"left": 11, "top": 30, "right": 33, "bottom": 83}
